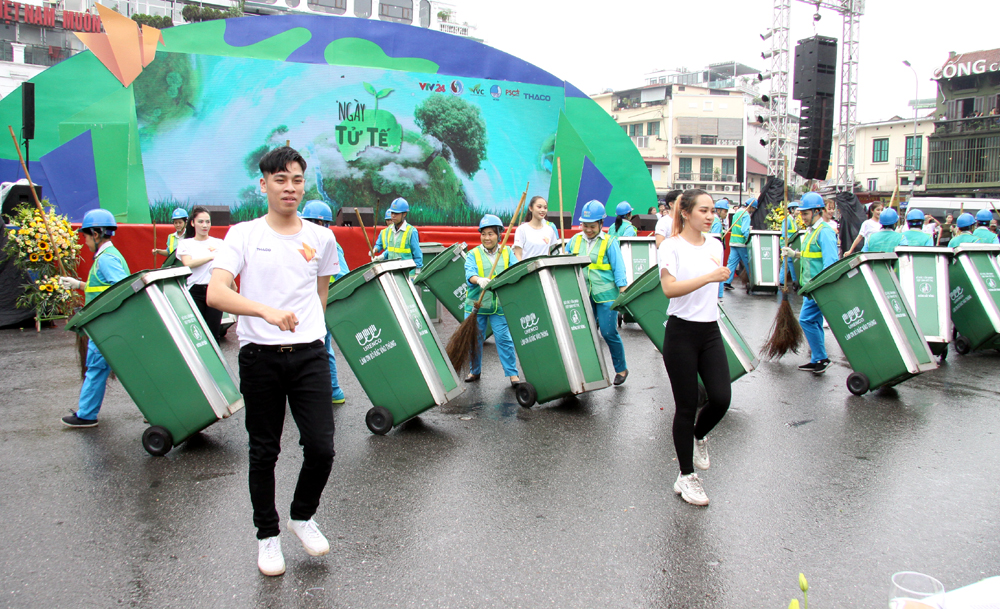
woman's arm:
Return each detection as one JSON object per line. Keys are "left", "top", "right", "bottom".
{"left": 180, "top": 253, "right": 215, "bottom": 269}
{"left": 660, "top": 266, "right": 730, "bottom": 298}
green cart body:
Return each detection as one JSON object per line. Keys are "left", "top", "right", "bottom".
{"left": 412, "top": 242, "right": 491, "bottom": 339}
{"left": 895, "top": 246, "right": 953, "bottom": 357}
{"left": 325, "top": 259, "right": 463, "bottom": 434}
{"left": 948, "top": 244, "right": 1000, "bottom": 354}
{"left": 616, "top": 236, "right": 657, "bottom": 325}
{"left": 65, "top": 267, "right": 243, "bottom": 456}
{"left": 417, "top": 242, "right": 445, "bottom": 322}
{"left": 487, "top": 255, "right": 611, "bottom": 407}
{"left": 799, "top": 253, "right": 937, "bottom": 395}
{"left": 747, "top": 230, "right": 782, "bottom": 293}
{"left": 610, "top": 265, "right": 758, "bottom": 382}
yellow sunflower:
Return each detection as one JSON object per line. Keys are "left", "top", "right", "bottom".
{"left": 43, "top": 252, "right": 53, "bottom": 261}
{"left": 38, "top": 241, "right": 49, "bottom": 250}
{"left": 29, "top": 253, "right": 39, "bottom": 262}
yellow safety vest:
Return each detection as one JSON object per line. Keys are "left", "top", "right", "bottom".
{"left": 730, "top": 210, "right": 749, "bottom": 244}
{"left": 467, "top": 246, "right": 511, "bottom": 315}
{"left": 380, "top": 224, "right": 413, "bottom": 257}
{"left": 801, "top": 221, "right": 831, "bottom": 259}
{"left": 84, "top": 245, "right": 129, "bottom": 304}
{"left": 166, "top": 232, "right": 180, "bottom": 254}
{"left": 570, "top": 234, "right": 611, "bottom": 270}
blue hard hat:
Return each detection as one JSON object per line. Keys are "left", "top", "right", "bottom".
{"left": 788, "top": 200, "right": 801, "bottom": 209}
{"left": 615, "top": 201, "right": 633, "bottom": 216}
{"left": 879, "top": 208, "right": 899, "bottom": 226}
{"left": 80, "top": 208, "right": 117, "bottom": 231}
{"left": 580, "top": 200, "right": 607, "bottom": 223}
{"left": 171, "top": 207, "right": 188, "bottom": 220}
{"left": 389, "top": 198, "right": 409, "bottom": 214}
{"left": 976, "top": 209, "right": 994, "bottom": 223}
{"left": 479, "top": 214, "right": 504, "bottom": 232}
{"left": 746, "top": 197, "right": 759, "bottom": 208}
{"left": 956, "top": 213, "right": 976, "bottom": 229}
{"left": 799, "top": 192, "right": 824, "bottom": 211}
{"left": 301, "top": 200, "right": 333, "bottom": 222}
{"left": 714, "top": 199, "right": 730, "bottom": 210}
{"left": 385, "top": 209, "right": 392, "bottom": 220}
{"left": 906, "top": 208, "right": 925, "bottom": 222}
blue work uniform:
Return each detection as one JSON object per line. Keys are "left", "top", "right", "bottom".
{"left": 862, "top": 229, "right": 907, "bottom": 253}
{"left": 798, "top": 220, "right": 839, "bottom": 364}
{"left": 949, "top": 233, "right": 986, "bottom": 247}
{"left": 325, "top": 243, "right": 349, "bottom": 403}
{"left": 76, "top": 242, "right": 130, "bottom": 421}
{"left": 725, "top": 208, "right": 752, "bottom": 288}
{"left": 568, "top": 233, "right": 628, "bottom": 374}
{"left": 973, "top": 227, "right": 999, "bottom": 245}
{"left": 374, "top": 221, "right": 423, "bottom": 269}
{"left": 902, "top": 230, "right": 933, "bottom": 247}
{"left": 464, "top": 245, "right": 519, "bottom": 377}
{"left": 607, "top": 221, "right": 638, "bottom": 239}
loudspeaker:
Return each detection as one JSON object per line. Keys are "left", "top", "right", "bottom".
{"left": 794, "top": 94, "right": 835, "bottom": 180}
{"left": 21, "top": 82, "right": 34, "bottom": 141}
{"left": 736, "top": 145, "right": 745, "bottom": 182}
{"left": 203, "top": 205, "right": 231, "bottom": 227}
{"left": 546, "top": 211, "right": 573, "bottom": 230}
{"left": 793, "top": 35, "right": 837, "bottom": 101}
{"left": 631, "top": 214, "right": 658, "bottom": 231}
{"left": 335, "top": 206, "right": 374, "bottom": 227}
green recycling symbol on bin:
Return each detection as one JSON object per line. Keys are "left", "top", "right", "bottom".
{"left": 189, "top": 323, "right": 204, "bottom": 343}
{"left": 571, "top": 309, "right": 581, "bottom": 325}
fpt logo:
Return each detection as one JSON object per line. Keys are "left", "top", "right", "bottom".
{"left": 419, "top": 82, "right": 447, "bottom": 93}
{"left": 841, "top": 306, "right": 864, "bottom": 325}
{"left": 524, "top": 93, "right": 551, "bottom": 102}
{"left": 449, "top": 80, "right": 464, "bottom": 95}
{"left": 950, "top": 286, "right": 964, "bottom": 303}
{"left": 469, "top": 84, "right": 486, "bottom": 96}
{"left": 520, "top": 312, "right": 539, "bottom": 332}
{"left": 356, "top": 324, "right": 382, "bottom": 346}
{"left": 489, "top": 85, "right": 502, "bottom": 99}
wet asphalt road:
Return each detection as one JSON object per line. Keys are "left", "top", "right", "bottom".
{"left": 1, "top": 286, "right": 998, "bottom": 608}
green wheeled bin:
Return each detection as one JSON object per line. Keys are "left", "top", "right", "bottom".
{"left": 896, "top": 246, "right": 953, "bottom": 360}
{"left": 325, "top": 259, "right": 464, "bottom": 434}
{"left": 610, "top": 265, "right": 758, "bottom": 383}
{"left": 948, "top": 243, "right": 1000, "bottom": 355}
{"left": 747, "top": 230, "right": 782, "bottom": 293}
{"left": 418, "top": 242, "right": 445, "bottom": 322}
{"left": 616, "top": 236, "right": 657, "bottom": 326}
{"left": 64, "top": 267, "right": 244, "bottom": 456}
{"left": 799, "top": 253, "right": 937, "bottom": 395}
{"left": 486, "top": 255, "right": 611, "bottom": 407}
{"left": 413, "top": 242, "right": 491, "bottom": 339}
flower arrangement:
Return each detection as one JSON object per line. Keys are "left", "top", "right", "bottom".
{"left": 2, "top": 203, "right": 83, "bottom": 321}
{"left": 765, "top": 204, "right": 806, "bottom": 233}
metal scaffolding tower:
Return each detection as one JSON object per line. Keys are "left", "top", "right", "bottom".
{"left": 764, "top": 0, "right": 791, "bottom": 180}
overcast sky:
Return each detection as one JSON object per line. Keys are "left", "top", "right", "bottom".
{"left": 457, "top": 0, "right": 995, "bottom": 124}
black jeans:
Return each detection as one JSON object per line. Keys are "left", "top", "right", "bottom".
{"left": 238, "top": 341, "right": 334, "bottom": 540}
{"left": 188, "top": 284, "right": 223, "bottom": 340}
{"left": 662, "top": 316, "right": 732, "bottom": 475}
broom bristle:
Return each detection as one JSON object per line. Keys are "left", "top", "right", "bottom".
{"left": 446, "top": 312, "right": 480, "bottom": 372}
{"left": 76, "top": 334, "right": 89, "bottom": 380}
{"left": 760, "top": 297, "right": 803, "bottom": 360}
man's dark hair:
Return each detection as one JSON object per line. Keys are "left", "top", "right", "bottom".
{"left": 663, "top": 189, "right": 683, "bottom": 208}
{"left": 259, "top": 146, "right": 307, "bottom": 176}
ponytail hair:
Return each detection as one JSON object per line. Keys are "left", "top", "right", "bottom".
{"left": 184, "top": 206, "right": 211, "bottom": 239}
{"left": 614, "top": 215, "right": 626, "bottom": 232}
{"left": 671, "top": 188, "right": 708, "bottom": 237}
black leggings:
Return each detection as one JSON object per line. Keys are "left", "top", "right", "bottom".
{"left": 189, "top": 284, "right": 223, "bottom": 340}
{"left": 663, "top": 316, "right": 732, "bottom": 475}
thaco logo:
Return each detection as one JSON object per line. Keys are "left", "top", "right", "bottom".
{"left": 356, "top": 324, "right": 382, "bottom": 346}
{"left": 523, "top": 93, "right": 551, "bottom": 102}
{"left": 520, "top": 312, "right": 539, "bottom": 332}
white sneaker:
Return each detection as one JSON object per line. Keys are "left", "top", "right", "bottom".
{"left": 288, "top": 518, "right": 331, "bottom": 556}
{"left": 257, "top": 536, "right": 285, "bottom": 576}
{"left": 674, "top": 472, "right": 710, "bottom": 506}
{"left": 693, "top": 437, "right": 710, "bottom": 471}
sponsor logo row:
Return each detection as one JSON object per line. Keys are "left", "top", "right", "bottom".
{"left": 417, "top": 79, "right": 551, "bottom": 102}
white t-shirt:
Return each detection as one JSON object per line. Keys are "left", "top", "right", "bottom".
{"left": 513, "top": 223, "right": 559, "bottom": 259}
{"left": 214, "top": 217, "right": 340, "bottom": 346}
{"left": 176, "top": 236, "right": 224, "bottom": 287}
{"left": 657, "top": 235, "right": 724, "bottom": 323}
{"left": 654, "top": 214, "right": 674, "bottom": 238}
{"left": 858, "top": 218, "right": 880, "bottom": 242}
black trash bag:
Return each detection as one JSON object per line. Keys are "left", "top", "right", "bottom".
{"left": 752, "top": 175, "right": 785, "bottom": 229}
{"left": 836, "top": 191, "right": 865, "bottom": 256}
{"left": 0, "top": 229, "right": 33, "bottom": 328}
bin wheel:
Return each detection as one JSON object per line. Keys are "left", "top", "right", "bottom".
{"left": 846, "top": 372, "right": 870, "bottom": 396}
{"left": 515, "top": 382, "right": 537, "bottom": 408}
{"left": 617, "top": 314, "right": 623, "bottom": 328}
{"left": 954, "top": 335, "right": 972, "bottom": 355}
{"left": 366, "top": 407, "right": 394, "bottom": 435}
{"left": 142, "top": 426, "right": 173, "bottom": 457}
{"left": 939, "top": 348, "right": 948, "bottom": 362}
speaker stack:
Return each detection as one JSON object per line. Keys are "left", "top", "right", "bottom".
{"left": 792, "top": 35, "right": 837, "bottom": 181}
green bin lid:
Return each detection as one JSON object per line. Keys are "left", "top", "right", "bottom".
{"left": 611, "top": 265, "right": 661, "bottom": 311}
{"left": 327, "top": 259, "right": 416, "bottom": 304}
{"left": 798, "top": 252, "right": 896, "bottom": 297}
{"left": 419, "top": 242, "right": 446, "bottom": 256}
{"left": 894, "top": 246, "right": 953, "bottom": 256}
{"left": 953, "top": 243, "right": 1000, "bottom": 255}
{"left": 487, "top": 254, "right": 589, "bottom": 292}
{"left": 413, "top": 242, "right": 467, "bottom": 285}
{"left": 65, "top": 266, "right": 192, "bottom": 332}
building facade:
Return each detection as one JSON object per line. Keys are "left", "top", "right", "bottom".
{"left": 926, "top": 49, "right": 1000, "bottom": 197}
{"left": 828, "top": 115, "right": 935, "bottom": 196}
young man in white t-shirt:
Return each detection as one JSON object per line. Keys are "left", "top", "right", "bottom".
{"left": 208, "top": 147, "right": 340, "bottom": 577}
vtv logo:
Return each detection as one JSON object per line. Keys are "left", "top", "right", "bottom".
{"left": 419, "top": 82, "right": 446, "bottom": 93}
{"left": 520, "top": 312, "right": 539, "bottom": 332}
{"left": 841, "top": 306, "right": 863, "bottom": 325}
{"left": 356, "top": 324, "right": 382, "bottom": 346}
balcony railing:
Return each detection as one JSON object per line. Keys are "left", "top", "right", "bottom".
{"left": 674, "top": 136, "right": 742, "bottom": 146}
{"left": 674, "top": 173, "right": 738, "bottom": 183}
{"left": 933, "top": 116, "right": 1000, "bottom": 136}
{"left": 895, "top": 156, "right": 924, "bottom": 172}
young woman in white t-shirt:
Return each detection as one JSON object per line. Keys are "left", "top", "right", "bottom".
{"left": 657, "top": 188, "right": 732, "bottom": 507}
{"left": 178, "top": 206, "right": 226, "bottom": 339}
{"left": 513, "top": 196, "right": 560, "bottom": 259}
{"left": 654, "top": 189, "right": 683, "bottom": 248}
{"left": 845, "top": 202, "right": 882, "bottom": 255}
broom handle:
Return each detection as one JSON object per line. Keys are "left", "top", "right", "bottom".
{"left": 7, "top": 125, "right": 71, "bottom": 278}
{"left": 153, "top": 221, "right": 158, "bottom": 267}
{"left": 557, "top": 157, "right": 565, "bottom": 246}
{"left": 473, "top": 183, "right": 529, "bottom": 308}
{"left": 356, "top": 208, "right": 375, "bottom": 258}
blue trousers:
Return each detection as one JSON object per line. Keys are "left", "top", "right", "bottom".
{"left": 592, "top": 299, "right": 627, "bottom": 374}
{"left": 467, "top": 311, "right": 518, "bottom": 377}
{"left": 799, "top": 297, "right": 827, "bottom": 363}
{"left": 725, "top": 246, "right": 750, "bottom": 286}
{"left": 77, "top": 339, "right": 111, "bottom": 421}
{"left": 323, "top": 332, "right": 342, "bottom": 392}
